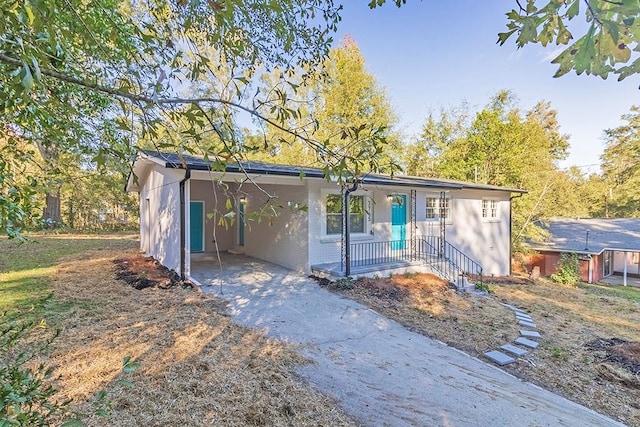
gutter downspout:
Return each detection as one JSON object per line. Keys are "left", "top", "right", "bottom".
{"left": 179, "top": 168, "right": 191, "bottom": 280}
{"left": 509, "top": 193, "right": 524, "bottom": 276}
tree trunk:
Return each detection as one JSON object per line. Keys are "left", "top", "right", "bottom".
{"left": 67, "top": 197, "right": 75, "bottom": 229}
{"left": 42, "top": 190, "right": 61, "bottom": 227}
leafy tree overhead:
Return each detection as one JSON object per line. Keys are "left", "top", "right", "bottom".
{"left": 0, "top": 0, "right": 345, "bottom": 236}
{"left": 4, "top": 0, "right": 640, "bottom": 237}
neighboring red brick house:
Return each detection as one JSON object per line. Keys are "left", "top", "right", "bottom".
{"left": 522, "top": 218, "right": 640, "bottom": 284}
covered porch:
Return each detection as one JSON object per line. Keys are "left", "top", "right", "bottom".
{"left": 311, "top": 237, "right": 484, "bottom": 290}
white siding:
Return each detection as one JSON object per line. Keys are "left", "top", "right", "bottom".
{"left": 139, "top": 165, "right": 184, "bottom": 273}
{"left": 417, "top": 189, "right": 511, "bottom": 276}
{"left": 307, "top": 181, "right": 382, "bottom": 266}
{"left": 242, "top": 183, "right": 309, "bottom": 271}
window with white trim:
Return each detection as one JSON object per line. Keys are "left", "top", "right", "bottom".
{"left": 482, "top": 199, "right": 498, "bottom": 219}
{"left": 326, "top": 194, "right": 366, "bottom": 235}
{"left": 426, "top": 196, "right": 450, "bottom": 220}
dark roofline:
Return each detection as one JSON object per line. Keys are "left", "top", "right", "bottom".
{"left": 139, "top": 150, "right": 525, "bottom": 193}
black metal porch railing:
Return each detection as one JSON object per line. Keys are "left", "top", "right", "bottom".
{"left": 349, "top": 239, "right": 419, "bottom": 267}
{"left": 348, "top": 237, "right": 483, "bottom": 289}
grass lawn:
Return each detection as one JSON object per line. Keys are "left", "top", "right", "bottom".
{"left": 0, "top": 233, "right": 354, "bottom": 426}
{"left": 0, "top": 233, "right": 139, "bottom": 314}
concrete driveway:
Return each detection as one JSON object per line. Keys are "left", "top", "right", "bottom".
{"left": 192, "top": 255, "right": 624, "bottom": 427}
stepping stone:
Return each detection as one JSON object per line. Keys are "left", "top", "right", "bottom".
{"left": 512, "top": 307, "right": 528, "bottom": 315}
{"left": 484, "top": 350, "right": 516, "bottom": 365}
{"left": 516, "top": 313, "right": 532, "bottom": 320}
{"left": 515, "top": 337, "right": 539, "bottom": 349}
{"left": 501, "top": 344, "right": 529, "bottom": 357}
{"left": 518, "top": 320, "right": 537, "bottom": 328}
{"left": 520, "top": 330, "right": 542, "bottom": 338}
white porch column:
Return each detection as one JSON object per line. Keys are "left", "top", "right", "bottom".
{"left": 624, "top": 251, "right": 628, "bottom": 287}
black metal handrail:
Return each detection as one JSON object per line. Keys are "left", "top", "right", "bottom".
{"left": 421, "top": 236, "right": 483, "bottom": 288}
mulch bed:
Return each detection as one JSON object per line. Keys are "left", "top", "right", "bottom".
{"left": 113, "top": 255, "right": 192, "bottom": 290}
{"left": 587, "top": 338, "right": 640, "bottom": 377}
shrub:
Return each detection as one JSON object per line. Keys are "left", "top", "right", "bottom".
{"left": 550, "top": 253, "right": 580, "bottom": 286}
{"left": 0, "top": 308, "right": 77, "bottom": 426}
{"left": 1, "top": 307, "right": 138, "bottom": 426}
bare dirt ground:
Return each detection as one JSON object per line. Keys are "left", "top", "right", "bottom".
{"left": 48, "top": 251, "right": 356, "bottom": 426}
{"left": 325, "top": 273, "right": 640, "bottom": 427}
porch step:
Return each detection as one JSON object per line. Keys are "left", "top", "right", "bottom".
{"left": 228, "top": 247, "right": 245, "bottom": 255}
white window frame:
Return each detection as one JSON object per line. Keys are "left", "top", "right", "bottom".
{"left": 425, "top": 194, "right": 451, "bottom": 223}
{"left": 321, "top": 190, "right": 372, "bottom": 239}
{"left": 482, "top": 199, "right": 499, "bottom": 220}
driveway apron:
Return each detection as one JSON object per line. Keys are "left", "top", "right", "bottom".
{"left": 195, "top": 256, "right": 624, "bottom": 427}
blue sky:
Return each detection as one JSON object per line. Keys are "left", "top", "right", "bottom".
{"left": 334, "top": 1, "right": 639, "bottom": 172}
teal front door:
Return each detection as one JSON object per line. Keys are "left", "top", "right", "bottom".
{"left": 190, "top": 201, "right": 204, "bottom": 252}
{"left": 391, "top": 195, "right": 406, "bottom": 250}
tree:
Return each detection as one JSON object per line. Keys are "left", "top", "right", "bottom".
{"left": 5, "top": 0, "right": 640, "bottom": 237}
{"left": 404, "top": 104, "right": 469, "bottom": 178}
{"left": 0, "top": 0, "right": 347, "bottom": 237}
{"left": 601, "top": 105, "right": 640, "bottom": 216}
{"left": 373, "top": 0, "right": 640, "bottom": 83}
{"left": 246, "top": 36, "right": 401, "bottom": 174}
{"left": 404, "top": 91, "right": 578, "bottom": 249}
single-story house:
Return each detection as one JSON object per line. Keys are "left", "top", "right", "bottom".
{"left": 522, "top": 217, "right": 640, "bottom": 284}
{"left": 125, "top": 150, "right": 526, "bottom": 287}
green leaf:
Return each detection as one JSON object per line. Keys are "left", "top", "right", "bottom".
{"left": 20, "top": 62, "right": 33, "bottom": 91}
{"left": 24, "top": 5, "right": 35, "bottom": 25}
{"left": 30, "top": 57, "right": 41, "bottom": 81}
{"left": 60, "top": 420, "right": 84, "bottom": 427}
{"left": 574, "top": 27, "right": 596, "bottom": 74}
{"left": 566, "top": 0, "right": 579, "bottom": 19}
{"left": 497, "top": 29, "right": 517, "bottom": 46}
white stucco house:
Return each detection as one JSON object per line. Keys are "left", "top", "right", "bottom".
{"left": 126, "top": 151, "right": 525, "bottom": 287}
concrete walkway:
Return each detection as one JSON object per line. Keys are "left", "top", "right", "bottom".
{"left": 192, "top": 255, "right": 625, "bottom": 427}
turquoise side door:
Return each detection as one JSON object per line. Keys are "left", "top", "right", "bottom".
{"left": 391, "top": 195, "right": 406, "bottom": 250}
{"left": 190, "top": 201, "right": 204, "bottom": 252}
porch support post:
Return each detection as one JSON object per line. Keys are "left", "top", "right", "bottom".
{"left": 439, "top": 191, "right": 446, "bottom": 257}
{"left": 342, "top": 181, "right": 359, "bottom": 277}
{"left": 179, "top": 167, "right": 191, "bottom": 280}
{"left": 410, "top": 189, "right": 417, "bottom": 260}
{"left": 624, "top": 251, "right": 628, "bottom": 286}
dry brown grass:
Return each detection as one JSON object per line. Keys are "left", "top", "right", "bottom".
{"left": 493, "top": 280, "right": 640, "bottom": 426}
{"left": 328, "top": 274, "right": 640, "bottom": 426}
{"left": 329, "top": 273, "right": 519, "bottom": 356}
{"left": 46, "top": 251, "right": 355, "bottom": 426}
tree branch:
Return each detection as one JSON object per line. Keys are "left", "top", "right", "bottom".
{"left": 0, "top": 53, "right": 336, "bottom": 161}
